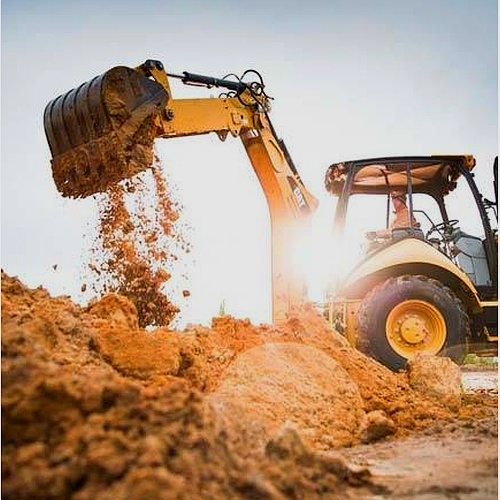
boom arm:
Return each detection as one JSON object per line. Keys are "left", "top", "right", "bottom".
{"left": 148, "top": 61, "right": 318, "bottom": 323}
{"left": 44, "top": 59, "right": 318, "bottom": 323}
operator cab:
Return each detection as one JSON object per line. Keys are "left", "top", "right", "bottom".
{"left": 325, "top": 155, "right": 498, "bottom": 291}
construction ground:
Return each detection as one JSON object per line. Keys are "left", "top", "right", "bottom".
{"left": 2, "top": 270, "right": 497, "bottom": 499}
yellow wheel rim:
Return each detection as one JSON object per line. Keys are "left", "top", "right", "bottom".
{"left": 385, "top": 299, "right": 446, "bottom": 360}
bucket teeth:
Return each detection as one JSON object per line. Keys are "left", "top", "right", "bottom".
{"left": 44, "top": 66, "right": 168, "bottom": 198}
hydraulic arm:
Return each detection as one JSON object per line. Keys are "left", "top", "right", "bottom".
{"left": 44, "top": 59, "right": 318, "bottom": 323}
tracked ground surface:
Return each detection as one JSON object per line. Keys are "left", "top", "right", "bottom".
{"left": 2, "top": 272, "right": 497, "bottom": 499}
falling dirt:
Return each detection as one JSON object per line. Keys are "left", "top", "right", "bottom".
{"left": 2, "top": 272, "right": 497, "bottom": 499}
{"left": 82, "top": 154, "right": 190, "bottom": 328}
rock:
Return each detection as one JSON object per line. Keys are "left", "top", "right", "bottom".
{"left": 407, "top": 354, "right": 462, "bottom": 411}
{"left": 92, "top": 325, "right": 181, "bottom": 379}
{"left": 87, "top": 293, "right": 139, "bottom": 330}
{"left": 265, "top": 422, "right": 309, "bottom": 460}
{"left": 263, "top": 422, "right": 375, "bottom": 496}
{"left": 360, "top": 410, "right": 396, "bottom": 443}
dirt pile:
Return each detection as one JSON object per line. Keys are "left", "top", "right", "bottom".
{"left": 2, "top": 272, "right": 492, "bottom": 499}
{"left": 163, "top": 310, "right": 455, "bottom": 437}
{"left": 210, "top": 343, "right": 365, "bottom": 456}
{"left": 2, "top": 272, "right": 388, "bottom": 499}
{"left": 1, "top": 273, "right": 240, "bottom": 499}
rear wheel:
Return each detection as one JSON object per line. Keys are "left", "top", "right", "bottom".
{"left": 357, "top": 275, "right": 469, "bottom": 371}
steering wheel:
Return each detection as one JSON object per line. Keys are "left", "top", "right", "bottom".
{"left": 426, "top": 219, "right": 459, "bottom": 240}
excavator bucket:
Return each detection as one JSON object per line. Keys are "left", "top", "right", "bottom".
{"left": 44, "top": 66, "right": 168, "bottom": 198}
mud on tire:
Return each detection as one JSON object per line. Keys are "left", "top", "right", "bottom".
{"left": 357, "top": 275, "right": 470, "bottom": 371}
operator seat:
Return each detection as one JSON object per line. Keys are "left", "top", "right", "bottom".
{"left": 391, "top": 227, "right": 425, "bottom": 241}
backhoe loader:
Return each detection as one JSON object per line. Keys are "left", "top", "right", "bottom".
{"left": 44, "top": 59, "right": 497, "bottom": 371}
{"left": 324, "top": 156, "right": 498, "bottom": 370}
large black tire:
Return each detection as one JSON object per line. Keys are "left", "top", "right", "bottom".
{"left": 357, "top": 275, "right": 470, "bottom": 371}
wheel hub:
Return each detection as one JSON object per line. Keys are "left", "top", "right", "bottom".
{"left": 386, "top": 299, "right": 446, "bottom": 359}
{"left": 398, "top": 315, "right": 428, "bottom": 344}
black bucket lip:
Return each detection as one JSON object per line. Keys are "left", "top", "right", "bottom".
{"left": 44, "top": 71, "right": 109, "bottom": 157}
{"left": 43, "top": 66, "right": 168, "bottom": 157}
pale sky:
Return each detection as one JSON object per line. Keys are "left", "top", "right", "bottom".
{"left": 2, "top": 0, "right": 498, "bottom": 327}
